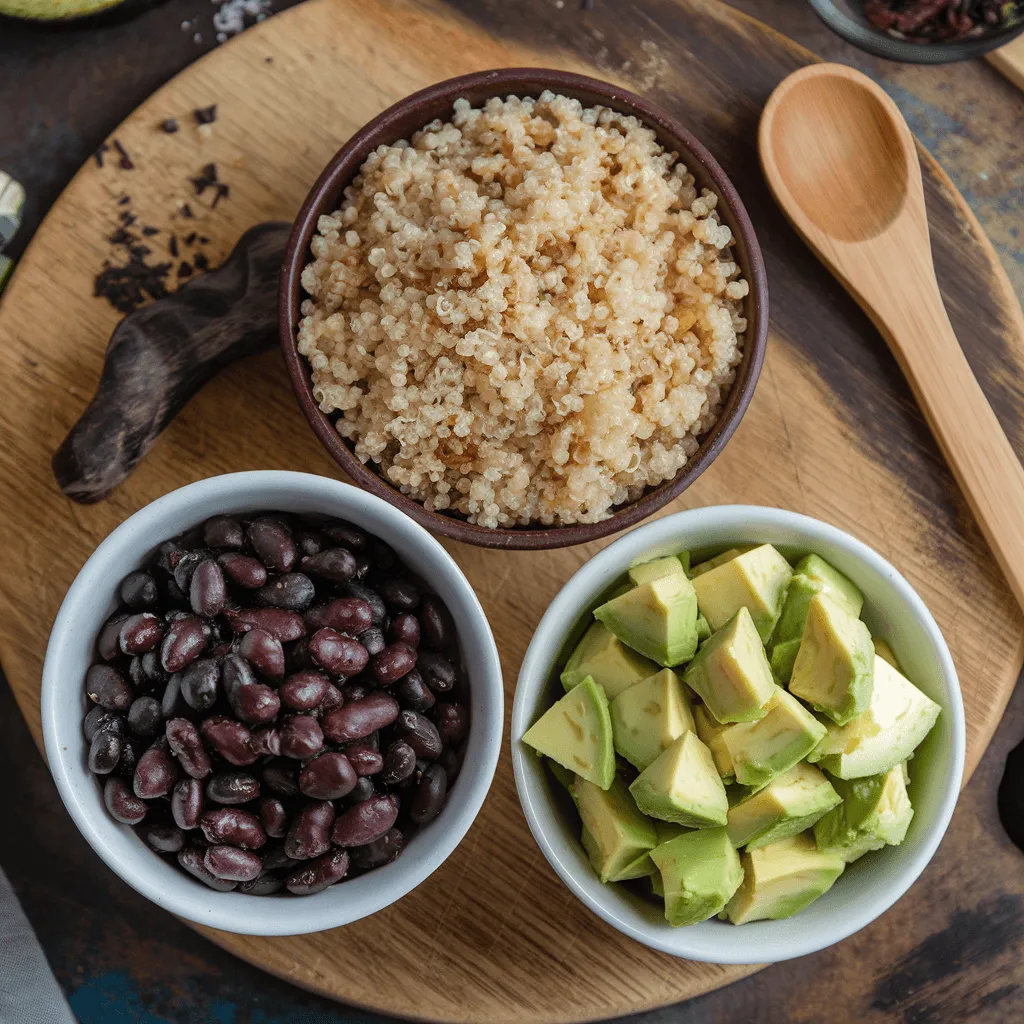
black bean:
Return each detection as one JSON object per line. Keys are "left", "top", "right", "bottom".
{"left": 160, "top": 673, "right": 191, "bottom": 720}
{"left": 84, "top": 706, "right": 125, "bottom": 742}
{"left": 279, "top": 671, "right": 330, "bottom": 711}
{"left": 89, "top": 729, "right": 124, "bottom": 774}
{"left": 200, "top": 716, "right": 256, "bottom": 765}
{"left": 142, "top": 822, "right": 185, "bottom": 853}
{"left": 200, "top": 807, "right": 266, "bottom": 848}
{"left": 397, "top": 709, "right": 443, "bottom": 759}
{"left": 298, "top": 752, "right": 357, "bottom": 800}
{"left": 285, "top": 848, "right": 349, "bottom": 895}
{"left": 285, "top": 801, "right": 334, "bottom": 861}
{"left": 229, "top": 680, "right": 281, "bottom": 726}
{"left": 136, "top": 651, "right": 167, "bottom": 689}
{"left": 178, "top": 846, "right": 237, "bottom": 891}
{"left": 438, "top": 746, "right": 463, "bottom": 786}
{"left": 417, "top": 651, "right": 457, "bottom": 694}
{"left": 419, "top": 596, "right": 453, "bottom": 650}
{"left": 223, "top": 607, "right": 305, "bottom": 642}
{"left": 322, "top": 522, "right": 368, "bottom": 551}
{"left": 237, "top": 628, "right": 285, "bottom": 680}
{"left": 350, "top": 828, "right": 405, "bottom": 870}
{"left": 381, "top": 741, "right": 417, "bottom": 786}
{"left": 172, "top": 778, "right": 204, "bottom": 830}
{"left": 255, "top": 573, "right": 315, "bottom": 611}
{"left": 379, "top": 578, "right": 421, "bottom": 612}
{"left": 85, "top": 664, "right": 133, "bottom": 711}
{"left": 279, "top": 715, "right": 324, "bottom": 760}
{"left": 393, "top": 670, "right": 435, "bottom": 712}
{"left": 119, "top": 613, "right": 164, "bottom": 656}
{"left": 166, "top": 718, "right": 212, "bottom": 779}
{"left": 104, "top": 776, "right": 147, "bottom": 824}
{"left": 304, "top": 597, "right": 373, "bottom": 636}
{"left": 120, "top": 571, "right": 159, "bottom": 610}
{"left": 309, "top": 628, "right": 369, "bottom": 677}
{"left": 203, "top": 515, "right": 244, "bottom": 549}
{"left": 322, "top": 692, "right": 399, "bottom": 743}
{"left": 171, "top": 549, "right": 211, "bottom": 593}
{"left": 134, "top": 737, "right": 180, "bottom": 798}
{"left": 331, "top": 795, "right": 399, "bottom": 847}
{"left": 259, "top": 797, "right": 288, "bottom": 838}
{"left": 262, "top": 845, "right": 299, "bottom": 872}
{"left": 204, "top": 846, "right": 263, "bottom": 882}
{"left": 433, "top": 702, "right": 469, "bottom": 746}
{"left": 390, "top": 613, "right": 420, "bottom": 648}
{"left": 372, "top": 642, "right": 417, "bottom": 685}
{"left": 359, "top": 626, "right": 386, "bottom": 656}
{"left": 261, "top": 759, "right": 299, "bottom": 797}
{"left": 370, "top": 540, "right": 397, "bottom": 571}
{"left": 348, "top": 777, "right": 375, "bottom": 803}
{"left": 98, "top": 613, "right": 130, "bottom": 661}
{"left": 341, "top": 681, "right": 371, "bottom": 704}
{"left": 190, "top": 559, "right": 226, "bottom": 617}
{"left": 160, "top": 615, "right": 207, "bottom": 672}
{"left": 316, "top": 683, "right": 345, "bottom": 716}
{"left": 180, "top": 658, "right": 220, "bottom": 712}
{"left": 296, "top": 530, "right": 327, "bottom": 558}
{"left": 410, "top": 763, "right": 447, "bottom": 824}
{"left": 237, "top": 870, "right": 285, "bottom": 896}
{"left": 300, "top": 548, "right": 358, "bottom": 583}
{"left": 247, "top": 517, "right": 297, "bottom": 573}
{"left": 344, "top": 740, "right": 383, "bottom": 777}
{"left": 338, "top": 582, "right": 386, "bottom": 626}
{"left": 217, "top": 552, "right": 268, "bottom": 589}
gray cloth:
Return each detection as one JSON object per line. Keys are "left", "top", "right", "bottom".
{"left": 0, "top": 866, "right": 76, "bottom": 1024}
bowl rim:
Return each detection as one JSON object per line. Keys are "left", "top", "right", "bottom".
{"left": 279, "top": 66, "right": 769, "bottom": 551}
{"left": 806, "top": 0, "right": 1024, "bottom": 63}
{"left": 41, "top": 470, "right": 504, "bottom": 936}
{"left": 511, "top": 504, "right": 966, "bottom": 962}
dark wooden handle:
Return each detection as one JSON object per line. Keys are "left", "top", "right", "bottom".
{"left": 52, "top": 222, "right": 290, "bottom": 503}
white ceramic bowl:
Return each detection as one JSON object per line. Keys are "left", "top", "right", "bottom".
{"left": 512, "top": 505, "right": 965, "bottom": 963}
{"left": 43, "top": 471, "right": 503, "bottom": 936}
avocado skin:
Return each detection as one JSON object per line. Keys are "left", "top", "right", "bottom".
{"left": 0, "top": 0, "right": 156, "bottom": 27}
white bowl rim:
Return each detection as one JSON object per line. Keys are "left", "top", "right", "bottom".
{"left": 511, "top": 504, "right": 966, "bottom": 963}
{"left": 42, "top": 470, "right": 504, "bottom": 936}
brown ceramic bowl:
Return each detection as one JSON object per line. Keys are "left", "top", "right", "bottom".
{"left": 280, "top": 68, "right": 768, "bottom": 550}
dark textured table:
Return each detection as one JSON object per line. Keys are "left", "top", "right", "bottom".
{"left": 1, "top": 1, "right": 1023, "bottom": 1021}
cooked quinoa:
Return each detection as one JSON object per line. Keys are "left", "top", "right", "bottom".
{"left": 298, "top": 91, "right": 748, "bottom": 528}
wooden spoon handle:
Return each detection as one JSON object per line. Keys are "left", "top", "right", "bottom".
{"left": 881, "top": 288, "right": 1024, "bottom": 609}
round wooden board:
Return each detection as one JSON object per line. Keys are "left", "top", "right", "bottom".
{"left": 1, "top": 0, "right": 1023, "bottom": 1020}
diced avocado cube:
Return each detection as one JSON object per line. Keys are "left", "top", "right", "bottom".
{"left": 696, "top": 613, "right": 711, "bottom": 643}
{"left": 650, "top": 871, "right": 665, "bottom": 898}
{"left": 808, "top": 656, "right": 940, "bottom": 779}
{"left": 576, "top": 775, "right": 658, "bottom": 883}
{"left": 788, "top": 593, "right": 874, "bottom": 725}
{"left": 593, "top": 573, "right": 699, "bottom": 668}
{"left": 793, "top": 553, "right": 863, "bottom": 617}
{"left": 726, "top": 762, "right": 840, "bottom": 849}
{"left": 769, "top": 574, "right": 824, "bottom": 648}
{"left": 650, "top": 827, "right": 744, "bottom": 926}
{"left": 694, "top": 704, "right": 736, "bottom": 780}
{"left": 720, "top": 686, "right": 827, "bottom": 789}
{"left": 655, "top": 820, "right": 690, "bottom": 843}
{"left": 629, "top": 732, "right": 729, "bottom": 827}
{"left": 683, "top": 607, "right": 776, "bottom": 724}
{"left": 690, "top": 546, "right": 753, "bottom": 578}
{"left": 522, "top": 677, "right": 615, "bottom": 789}
{"left": 770, "top": 637, "right": 801, "bottom": 684}
{"left": 560, "top": 621, "right": 659, "bottom": 698}
{"left": 725, "top": 833, "right": 844, "bottom": 924}
{"left": 873, "top": 638, "right": 901, "bottom": 671}
{"left": 610, "top": 668, "right": 695, "bottom": 770}
{"left": 628, "top": 555, "right": 688, "bottom": 586}
{"left": 814, "top": 762, "right": 914, "bottom": 862}
{"left": 547, "top": 760, "right": 578, "bottom": 799}
{"left": 691, "top": 544, "right": 794, "bottom": 642}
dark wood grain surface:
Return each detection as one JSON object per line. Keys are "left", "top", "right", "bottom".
{"left": 0, "top": 1, "right": 1022, "bottom": 1021}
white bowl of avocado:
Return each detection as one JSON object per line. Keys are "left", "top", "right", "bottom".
{"left": 512, "top": 506, "right": 964, "bottom": 962}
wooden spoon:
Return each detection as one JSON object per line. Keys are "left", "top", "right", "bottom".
{"left": 759, "top": 62, "right": 1024, "bottom": 610}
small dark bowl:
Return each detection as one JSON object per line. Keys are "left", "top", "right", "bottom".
{"left": 808, "top": 0, "right": 1024, "bottom": 63}
{"left": 280, "top": 68, "right": 767, "bottom": 551}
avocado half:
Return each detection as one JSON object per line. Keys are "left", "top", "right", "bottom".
{"left": 0, "top": 0, "right": 128, "bottom": 20}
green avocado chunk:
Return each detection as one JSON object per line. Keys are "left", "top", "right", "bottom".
{"left": 560, "top": 621, "right": 660, "bottom": 698}
{"left": 576, "top": 776, "right": 658, "bottom": 883}
{"left": 770, "top": 637, "right": 802, "bottom": 684}
{"left": 691, "top": 544, "right": 794, "bottom": 643}
{"left": 814, "top": 762, "right": 914, "bottom": 862}
{"left": 808, "top": 656, "right": 940, "bottom": 779}
{"left": 788, "top": 593, "right": 874, "bottom": 725}
{"left": 725, "top": 833, "right": 844, "bottom": 924}
{"left": 793, "top": 554, "right": 864, "bottom": 617}
{"left": 873, "top": 638, "right": 902, "bottom": 671}
{"left": 726, "top": 762, "right": 841, "bottom": 849}
{"left": 0, "top": 0, "right": 124, "bottom": 18}
{"left": 720, "top": 686, "right": 827, "bottom": 789}
{"left": 629, "top": 731, "right": 729, "bottom": 827}
{"left": 593, "top": 573, "right": 699, "bottom": 668}
{"left": 651, "top": 827, "right": 744, "bottom": 926}
{"left": 690, "top": 547, "right": 752, "bottom": 578}
{"left": 694, "top": 704, "right": 736, "bottom": 780}
{"left": 683, "top": 607, "right": 776, "bottom": 724}
{"left": 628, "top": 555, "right": 688, "bottom": 586}
{"left": 522, "top": 677, "right": 615, "bottom": 789}
{"left": 610, "top": 668, "right": 695, "bottom": 771}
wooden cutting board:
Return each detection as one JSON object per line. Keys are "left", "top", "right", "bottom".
{"left": 1, "top": 0, "right": 1022, "bottom": 1020}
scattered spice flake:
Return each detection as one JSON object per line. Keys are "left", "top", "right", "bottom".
{"left": 184, "top": 232, "right": 198, "bottom": 246}
{"left": 112, "top": 139, "right": 135, "bottom": 170}
{"left": 265, "top": 56, "right": 273, "bottom": 64}
{"left": 211, "top": 182, "right": 230, "bottom": 208}
{"left": 178, "top": 262, "right": 193, "bottom": 277}
{"left": 193, "top": 252, "right": 210, "bottom": 272}
{"left": 194, "top": 104, "right": 218, "bottom": 125}
{"left": 160, "top": 118, "right": 180, "bottom": 134}
{"left": 169, "top": 236, "right": 180, "bottom": 258}
{"left": 119, "top": 211, "right": 137, "bottom": 227}
{"left": 94, "top": 258, "right": 172, "bottom": 313}
{"left": 142, "top": 226, "right": 160, "bottom": 237}
{"left": 180, "top": 203, "right": 195, "bottom": 218}
{"left": 191, "top": 162, "right": 218, "bottom": 196}
{"left": 94, "top": 143, "right": 110, "bottom": 168}
{"left": 108, "top": 227, "right": 133, "bottom": 246}
{"left": 198, "top": 235, "right": 210, "bottom": 245}
{"left": 117, "top": 194, "right": 131, "bottom": 206}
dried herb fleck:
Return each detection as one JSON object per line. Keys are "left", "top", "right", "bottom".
{"left": 112, "top": 139, "right": 135, "bottom": 170}
{"left": 160, "top": 118, "right": 180, "bottom": 134}
{"left": 193, "top": 105, "right": 218, "bottom": 125}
